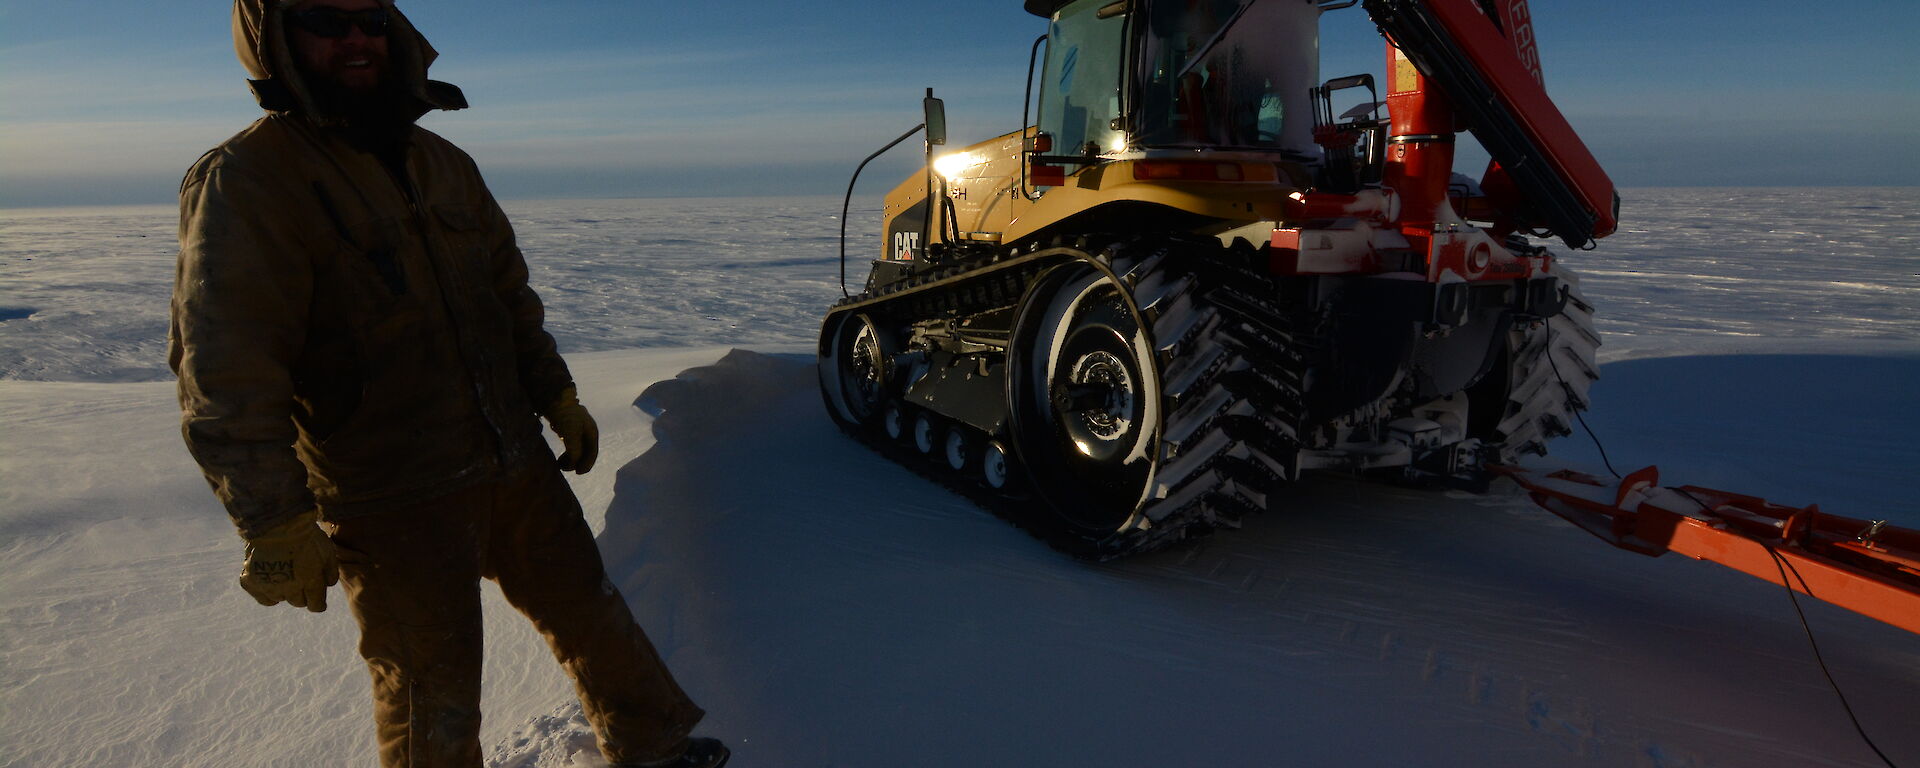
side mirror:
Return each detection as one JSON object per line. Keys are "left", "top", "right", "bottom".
{"left": 923, "top": 89, "right": 947, "bottom": 147}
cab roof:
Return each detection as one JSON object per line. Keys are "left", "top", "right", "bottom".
{"left": 1024, "top": 0, "right": 1072, "bottom": 17}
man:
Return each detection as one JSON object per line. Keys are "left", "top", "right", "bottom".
{"left": 169, "top": 2, "right": 727, "bottom": 766}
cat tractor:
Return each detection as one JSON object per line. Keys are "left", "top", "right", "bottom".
{"left": 819, "top": 0, "right": 1617, "bottom": 557}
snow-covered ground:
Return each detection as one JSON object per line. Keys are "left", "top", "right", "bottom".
{"left": 1, "top": 190, "right": 1917, "bottom": 767}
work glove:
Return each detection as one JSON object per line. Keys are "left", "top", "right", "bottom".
{"left": 239, "top": 510, "right": 338, "bottom": 613}
{"left": 545, "top": 385, "right": 599, "bottom": 474}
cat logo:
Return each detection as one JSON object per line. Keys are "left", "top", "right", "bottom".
{"left": 892, "top": 230, "right": 921, "bottom": 261}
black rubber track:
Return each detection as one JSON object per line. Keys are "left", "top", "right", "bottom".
{"left": 821, "top": 236, "right": 1312, "bottom": 559}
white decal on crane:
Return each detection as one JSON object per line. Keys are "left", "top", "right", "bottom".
{"left": 1508, "top": 0, "right": 1543, "bottom": 85}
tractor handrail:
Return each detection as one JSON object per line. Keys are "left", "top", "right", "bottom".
{"left": 839, "top": 123, "right": 926, "bottom": 298}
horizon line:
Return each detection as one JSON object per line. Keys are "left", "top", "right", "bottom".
{"left": 6, "top": 184, "right": 1918, "bottom": 213}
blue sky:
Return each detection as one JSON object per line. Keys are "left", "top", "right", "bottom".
{"left": 1, "top": 0, "right": 1914, "bottom": 206}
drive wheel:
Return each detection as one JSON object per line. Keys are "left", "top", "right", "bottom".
{"left": 1008, "top": 264, "right": 1162, "bottom": 539}
{"left": 820, "top": 313, "right": 890, "bottom": 429}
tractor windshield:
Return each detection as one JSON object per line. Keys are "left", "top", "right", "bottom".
{"left": 1037, "top": 0, "right": 1128, "bottom": 157}
{"left": 1133, "top": 0, "right": 1320, "bottom": 154}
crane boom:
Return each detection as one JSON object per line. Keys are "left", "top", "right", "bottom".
{"left": 1364, "top": 0, "right": 1619, "bottom": 248}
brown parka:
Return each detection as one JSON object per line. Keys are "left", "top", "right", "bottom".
{"left": 171, "top": 0, "right": 574, "bottom": 537}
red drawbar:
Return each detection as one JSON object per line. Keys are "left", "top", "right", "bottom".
{"left": 1498, "top": 465, "right": 1920, "bottom": 636}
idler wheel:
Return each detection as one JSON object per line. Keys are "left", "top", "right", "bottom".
{"left": 819, "top": 312, "right": 890, "bottom": 429}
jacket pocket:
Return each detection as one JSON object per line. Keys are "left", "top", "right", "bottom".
{"left": 433, "top": 203, "right": 482, "bottom": 233}
{"left": 326, "top": 230, "right": 428, "bottom": 383}
{"left": 362, "top": 247, "right": 407, "bottom": 295}
{"left": 329, "top": 216, "right": 414, "bottom": 315}
{"left": 431, "top": 204, "right": 489, "bottom": 284}
{"left": 315, "top": 183, "right": 408, "bottom": 297}
{"left": 294, "top": 358, "right": 365, "bottom": 447}
{"left": 433, "top": 205, "right": 485, "bottom": 258}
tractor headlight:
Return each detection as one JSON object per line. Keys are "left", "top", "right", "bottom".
{"left": 933, "top": 151, "right": 983, "bottom": 181}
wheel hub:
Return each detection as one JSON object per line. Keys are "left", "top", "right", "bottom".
{"left": 850, "top": 324, "right": 883, "bottom": 400}
{"left": 1008, "top": 263, "right": 1163, "bottom": 536}
{"left": 1066, "top": 350, "right": 1134, "bottom": 441}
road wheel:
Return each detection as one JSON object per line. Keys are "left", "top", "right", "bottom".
{"left": 913, "top": 411, "right": 938, "bottom": 455}
{"left": 982, "top": 440, "right": 1012, "bottom": 490}
{"left": 882, "top": 401, "right": 908, "bottom": 442}
{"left": 944, "top": 428, "right": 971, "bottom": 471}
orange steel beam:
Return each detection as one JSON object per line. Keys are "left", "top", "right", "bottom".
{"left": 1496, "top": 465, "right": 1920, "bottom": 636}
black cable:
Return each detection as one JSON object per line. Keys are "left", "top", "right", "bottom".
{"left": 1764, "top": 549, "right": 1899, "bottom": 768}
{"left": 1019, "top": 34, "right": 1046, "bottom": 200}
{"left": 1538, "top": 315, "right": 1898, "bottom": 767}
{"left": 1673, "top": 486, "right": 1900, "bottom": 768}
{"left": 922, "top": 90, "right": 937, "bottom": 269}
{"left": 839, "top": 123, "right": 926, "bottom": 298}
{"left": 1543, "top": 315, "right": 1620, "bottom": 479}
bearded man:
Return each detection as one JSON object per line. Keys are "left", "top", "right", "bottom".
{"left": 169, "top": 2, "right": 727, "bottom": 766}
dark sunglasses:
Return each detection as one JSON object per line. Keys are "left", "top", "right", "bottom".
{"left": 287, "top": 7, "right": 391, "bottom": 39}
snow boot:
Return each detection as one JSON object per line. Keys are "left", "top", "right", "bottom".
{"left": 616, "top": 737, "right": 729, "bottom": 768}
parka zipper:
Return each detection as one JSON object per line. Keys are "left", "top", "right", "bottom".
{"left": 391, "top": 154, "right": 516, "bottom": 468}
